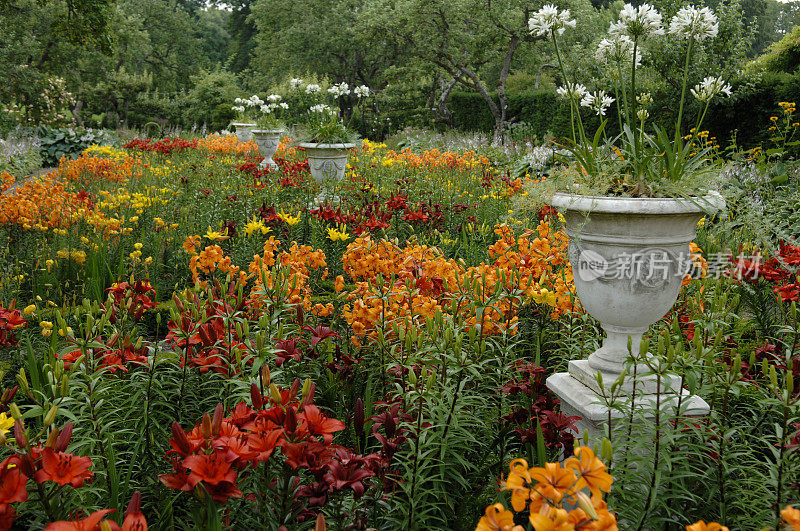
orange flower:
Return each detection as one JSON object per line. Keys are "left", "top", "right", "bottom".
{"left": 334, "top": 275, "right": 345, "bottom": 292}
{"left": 528, "top": 506, "right": 573, "bottom": 531}
{"left": 475, "top": 503, "right": 524, "bottom": 531}
{"left": 686, "top": 521, "right": 728, "bottom": 531}
{"left": 529, "top": 462, "right": 577, "bottom": 504}
{"left": 564, "top": 447, "right": 613, "bottom": 496}
{"left": 183, "top": 235, "right": 200, "bottom": 254}
{"left": 782, "top": 505, "right": 800, "bottom": 528}
{"left": 506, "top": 458, "right": 540, "bottom": 512}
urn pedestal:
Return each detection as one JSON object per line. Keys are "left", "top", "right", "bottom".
{"left": 545, "top": 193, "right": 724, "bottom": 443}
{"left": 252, "top": 130, "right": 283, "bottom": 171}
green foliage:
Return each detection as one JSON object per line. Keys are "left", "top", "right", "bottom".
{"left": 37, "top": 126, "right": 117, "bottom": 166}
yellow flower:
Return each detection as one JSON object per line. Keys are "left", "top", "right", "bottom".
{"left": 204, "top": 227, "right": 230, "bottom": 241}
{"left": 80, "top": 236, "right": 90, "bottom": 244}
{"left": 154, "top": 217, "right": 166, "bottom": 227}
{"left": 0, "top": 412, "right": 13, "bottom": 436}
{"left": 243, "top": 217, "right": 269, "bottom": 237}
{"left": 129, "top": 216, "right": 139, "bottom": 223}
{"left": 327, "top": 224, "right": 350, "bottom": 242}
{"left": 58, "top": 326, "right": 73, "bottom": 337}
{"left": 144, "top": 256, "right": 153, "bottom": 266}
{"left": 134, "top": 242, "right": 143, "bottom": 250}
{"left": 71, "top": 251, "right": 86, "bottom": 264}
{"left": 279, "top": 210, "right": 301, "bottom": 226}
{"left": 45, "top": 259, "right": 55, "bottom": 272}
{"left": 23, "top": 304, "right": 36, "bottom": 315}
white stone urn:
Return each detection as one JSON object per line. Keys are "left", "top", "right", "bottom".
{"left": 546, "top": 192, "right": 725, "bottom": 439}
{"left": 252, "top": 129, "right": 283, "bottom": 171}
{"left": 231, "top": 122, "right": 256, "bottom": 142}
{"left": 299, "top": 142, "right": 355, "bottom": 203}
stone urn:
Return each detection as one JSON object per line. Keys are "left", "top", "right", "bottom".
{"left": 299, "top": 143, "right": 355, "bottom": 203}
{"left": 546, "top": 192, "right": 725, "bottom": 439}
{"left": 252, "top": 129, "right": 283, "bottom": 171}
{"left": 231, "top": 122, "right": 256, "bottom": 142}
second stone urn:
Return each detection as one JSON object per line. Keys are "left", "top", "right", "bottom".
{"left": 252, "top": 130, "right": 283, "bottom": 171}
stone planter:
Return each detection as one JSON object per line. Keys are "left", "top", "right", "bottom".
{"left": 546, "top": 192, "right": 725, "bottom": 440}
{"left": 299, "top": 143, "right": 355, "bottom": 203}
{"left": 231, "top": 122, "right": 256, "bottom": 142}
{"left": 252, "top": 130, "right": 283, "bottom": 171}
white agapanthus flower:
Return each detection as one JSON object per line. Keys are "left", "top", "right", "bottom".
{"left": 328, "top": 82, "right": 351, "bottom": 97}
{"left": 354, "top": 85, "right": 370, "bottom": 98}
{"left": 246, "top": 95, "right": 264, "bottom": 107}
{"left": 690, "top": 76, "right": 732, "bottom": 103}
{"left": 669, "top": 6, "right": 718, "bottom": 41}
{"left": 555, "top": 82, "right": 589, "bottom": 101}
{"left": 637, "top": 92, "right": 653, "bottom": 106}
{"left": 231, "top": 105, "right": 245, "bottom": 113}
{"left": 528, "top": 4, "right": 576, "bottom": 37}
{"left": 279, "top": 102, "right": 289, "bottom": 110}
{"left": 234, "top": 98, "right": 244, "bottom": 104}
{"left": 581, "top": 90, "right": 615, "bottom": 116}
{"left": 595, "top": 34, "right": 641, "bottom": 65}
{"left": 290, "top": 78, "right": 304, "bottom": 89}
{"left": 260, "top": 105, "right": 271, "bottom": 113}
{"left": 305, "top": 84, "right": 322, "bottom": 94}
{"left": 637, "top": 108, "right": 650, "bottom": 121}
{"left": 609, "top": 3, "right": 663, "bottom": 39}
{"left": 267, "top": 94, "right": 282, "bottom": 103}
{"left": 309, "top": 104, "right": 332, "bottom": 113}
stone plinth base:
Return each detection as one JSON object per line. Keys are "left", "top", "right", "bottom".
{"left": 547, "top": 360, "right": 710, "bottom": 446}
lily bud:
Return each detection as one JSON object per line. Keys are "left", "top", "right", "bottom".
{"left": 284, "top": 406, "right": 298, "bottom": 435}
{"left": 45, "top": 427, "right": 59, "bottom": 449}
{"left": 201, "top": 413, "right": 213, "bottom": 439}
{"left": 134, "top": 336, "right": 143, "bottom": 351}
{"left": 315, "top": 514, "right": 327, "bottom": 531}
{"left": 270, "top": 383, "right": 282, "bottom": 405}
{"left": 300, "top": 382, "right": 316, "bottom": 410}
{"left": 211, "top": 404, "right": 224, "bottom": 437}
{"left": 56, "top": 422, "right": 74, "bottom": 452}
{"left": 173, "top": 293, "right": 185, "bottom": 313}
{"left": 250, "top": 383, "right": 263, "bottom": 409}
{"left": 9, "top": 402, "right": 22, "bottom": 420}
{"left": 262, "top": 365, "right": 271, "bottom": 388}
{"left": 354, "top": 398, "right": 364, "bottom": 437}
{"left": 16, "top": 369, "right": 29, "bottom": 394}
{"left": 576, "top": 491, "right": 598, "bottom": 520}
{"left": 289, "top": 378, "right": 301, "bottom": 401}
{"left": 14, "top": 420, "right": 28, "bottom": 449}
{"left": 171, "top": 422, "right": 191, "bottom": 455}
{"left": 44, "top": 405, "right": 58, "bottom": 427}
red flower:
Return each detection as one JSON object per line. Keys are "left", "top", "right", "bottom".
{"left": 34, "top": 448, "right": 94, "bottom": 488}
{"left": 122, "top": 491, "right": 147, "bottom": 531}
{"left": 0, "top": 505, "right": 16, "bottom": 531}
{"left": 301, "top": 405, "right": 345, "bottom": 443}
{"left": 247, "top": 429, "right": 283, "bottom": 462}
{"left": 274, "top": 338, "right": 305, "bottom": 367}
{"left": 324, "top": 452, "right": 373, "bottom": 499}
{"left": 183, "top": 451, "right": 237, "bottom": 487}
{"left": 0, "top": 456, "right": 28, "bottom": 511}
{"left": 301, "top": 325, "right": 340, "bottom": 350}
{"left": 775, "top": 283, "right": 800, "bottom": 302}
{"left": 44, "top": 509, "right": 119, "bottom": 531}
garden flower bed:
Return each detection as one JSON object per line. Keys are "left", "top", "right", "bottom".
{"left": 0, "top": 130, "right": 798, "bottom": 530}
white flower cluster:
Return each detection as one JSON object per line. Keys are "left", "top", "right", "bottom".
{"left": 528, "top": 4, "right": 576, "bottom": 37}
{"left": 235, "top": 95, "right": 264, "bottom": 107}
{"left": 690, "top": 76, "right": 732, "bottom": 103}
{"left": 231, "top": 105, "right": 245, "bottom": 113}
{"left": 267, "top": 94, "right": 282, "bottom": 103}
{"left": 669, "top": 6, "right": 718, "bottom": 41}
{"left": 609, "top": 3, "right": 663, "bottom": 39}
{"left": 595, "top": 34, "right": 641, "bottom": 66}
{"left": 290, "top": 78, "right": 304, "bottom": 89}
{"left": 309, "top": 104, "right": 332, "bottom": 113}
{"left": 580, "top": 90, "right": 615, "bottom": 116}
{"left": 328, "top": 82, "right": 351, "bottom": 97}
{"left": 526, "top": 145, "right": 554, "bottom": 172}
{"left": 556, "top": 82, "right": 588, "bottom": 101}
{"left": 354, "top": 85, "right": 370, "bottom": 98}
{"left": 305, "top": 84, "right": 322, "bottom": 94}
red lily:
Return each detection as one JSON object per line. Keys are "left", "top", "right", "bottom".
{"left": 34, "top": 448, "right": 94, "bottom": 488}
{"left": 301, "top": 405, "right": 345, "bottom": 443}
{"left": 44, "top": 509, "right": 118, "bottom": 531}
{"left": 122, "top": 491, "right": 147, "bottom": 531}
{"left": 183, "top": 450, "right": 237, "bottom": 487}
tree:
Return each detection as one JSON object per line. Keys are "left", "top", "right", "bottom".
{"left": 362, "top": 0, "right": 585, "bottom": 144}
